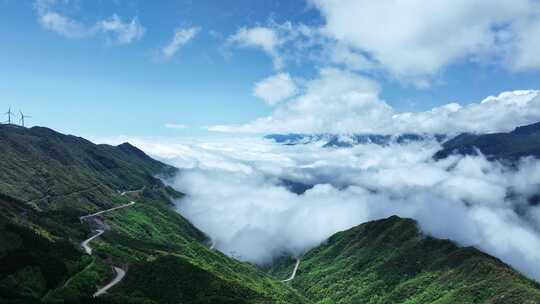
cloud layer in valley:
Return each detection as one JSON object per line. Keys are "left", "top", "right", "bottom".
{"left": 103, "top": 133, "right": 540, "bottom": 283}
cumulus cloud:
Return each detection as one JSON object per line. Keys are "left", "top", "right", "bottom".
{"left": 509, "top": 17, "right": 540, "bottom": 71}
{"left": 393, "top": 90, "right": 540, "bottom": 134}
{"left": 209, "top": 67, "right": 540, "bottom": 134}
{"left": 224, "top": 2, "right": 540, "bottom": 84}
{"left": 209, "top": 68, "right": 394, "bottom": 133}
{"left": 253, "top": 73, "right": 298, "bottom": 105}
{"left": 310, "top": 0, "right": 540, "bottom": 81}
{"left": 162, "top": 27, "right": 200, "bottom": 59}
{"left": 327, "top": 44, "right": 375, "bottom": 71}
{"left": 104, "top": 135, "right": 540, "bottom": 281}
{"left": 34, "top": 0, "right": 145, "bottom": 44}
{"left": 228, "top": 26, "right": 284, "bottom": 69}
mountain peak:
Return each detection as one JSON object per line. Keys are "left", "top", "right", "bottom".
{"left": 512, "top": 121, "right": 540, "bottom": 135}
{"left": 117, "top": 142, "right": 151, "bottom": 160}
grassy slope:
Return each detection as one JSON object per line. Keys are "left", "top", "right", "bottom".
{"left": 0, "top": 125, "right": 306, "bottom": 304}
{"left": 95, "top": 190, "right": 308, "bottom": 304}
{"left": 270, "top": 216, "right": 540, "bottom": 304}
{"left": 0, "top": 124, "right": 172, "bottom": 213}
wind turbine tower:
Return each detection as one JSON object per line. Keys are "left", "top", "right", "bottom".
{"left": 5, "top": 107, "right": 14, "bottom": 124}
{"left": 19, "top": 110, "right": 31, "bottom": 127}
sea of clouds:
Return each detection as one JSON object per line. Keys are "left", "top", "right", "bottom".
{"left": 110, "top": 135, "right": 540, "bottom": 282}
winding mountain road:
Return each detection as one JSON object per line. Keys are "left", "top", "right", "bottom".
{"left": 281, "top": 258, "right": 301, "bottom": 282}
{"left": 81, "top": 229, "right": 105, "bottom": 255}
{"left": 93, "top": 267, "right": 126, "bottom": 297}
{"left": 78, "top": 190, "right": 138, "bottom": 297}
{"left": 79, "top": 201, "right": 135, "bottom": 222}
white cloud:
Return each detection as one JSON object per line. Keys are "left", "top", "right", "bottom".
{"left": 98, "top": 135, "right": 540, "bottom": 282}
{"left": 509, "top": 17, "right": 540, "bottom": 71}
{"left": 393, "top": 90, "right": 540, "bottom": 134}
{"left": 34, "top": 0, "right": 145, "bottom": 45}
{"left": 209, "top": 67, "right": 540, "bottom": 134}
{"left": 228, "top": 26, "right": 284, "bottom": 69}
{"left": 327, "top": 44, "right": 375, "bottom": 71}
{"left": 162, "top": 27, "right": 200, "bottom": 59}
{"left": 223, "top": 4, "right": 540, "bottom": 85}
{"left": 38, "top": 11, "right": 91, "bottom": 39}
{"left": 209, "top": 68, "right": 393, "bottom": 134}
{"left": 165, "top": 123, "right": 187, "bottom": 130}
{"left": 97, "top": 14, "right": 145, "bottom": 45}
{"left": 310, "top": 0, "right": 540, "bottom": 81}
{"left": 253, "top": 73, "right": 298, "bottom": 105}
{"left": 225, "top": 22, "right": 324, "bottom": 71}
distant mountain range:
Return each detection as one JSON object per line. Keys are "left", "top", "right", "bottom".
{"left": 434, "top": 121, "right": 540, "bottom": 161}
{"left": 1, "top": 124, "right": 540, "bottom": 303}
{"left": 265, "top": 133, "right": 446, "bottom": 148}
{"left": 266, "top": 121, "right": 540, "bottom": 163}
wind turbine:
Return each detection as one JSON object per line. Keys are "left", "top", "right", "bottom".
{"left": 19, "top": 110, "right": 31, "bottom": 127}
{"left": 5, "top": 107, "right": 14, "bottom": 124}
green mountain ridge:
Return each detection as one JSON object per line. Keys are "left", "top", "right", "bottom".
{"left": 270, "top": 216, "right": 540, "bottom": 303}
{"left": 0, "top": 124, "right": 174, "bottom": 213}
{"left": 0, "top": 125, "right": 305, "bottom": 304}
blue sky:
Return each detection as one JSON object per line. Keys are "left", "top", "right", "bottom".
{"left": 1, "top": 0, "right": 540, "bottom": 137}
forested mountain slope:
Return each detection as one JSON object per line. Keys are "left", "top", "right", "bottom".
{"left": 270, "top": 216, "right": 540, "bottom": 304}
{"left": 0, "top": 124, "right": 174, "bottom": 212}
{"left": 0, "top": 125, "right": 306, "bottom": 304}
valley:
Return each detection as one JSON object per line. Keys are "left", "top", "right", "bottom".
{"left": 2, "top": 124, "right": 540, "bottom": 303}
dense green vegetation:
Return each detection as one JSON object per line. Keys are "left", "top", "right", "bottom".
{"left": 0, "top": 124, "right": 174, "bottom": 213}
{"left": 270, "top": 216, "right": 540, "bottom": 304}
{"left": 434, "top": 121, "right": 540, "bottom": 160}
{"left": 96, "top": 190, "right": 307, "bottom": 303}
{"left": 0, "top": 125, "right": 305, "bottom": 303}
{"left": 0, "top": 202, "right": 114, "bottom": 304}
